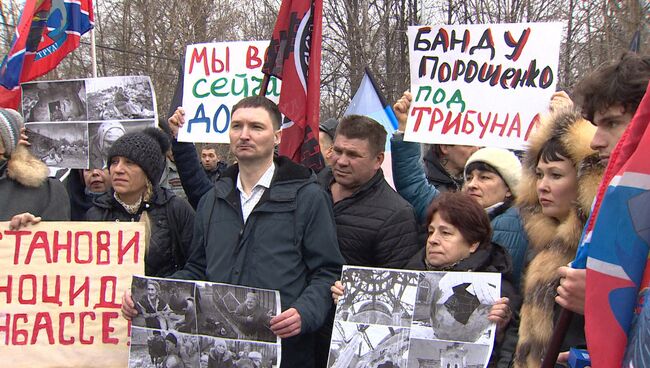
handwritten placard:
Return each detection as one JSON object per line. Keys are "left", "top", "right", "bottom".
{"left": 179, "top": 41, "right": 281, "bottom": 143}
{"left": 0, "top": 222, "right": 145, "bottom": 368}
{"left": 405, "top": 23, "right": 562, "bottom": 149}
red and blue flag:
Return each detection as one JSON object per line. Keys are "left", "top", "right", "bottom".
{"left": 572, "top": 82, "right": 650, "bottom": 367}
{"left": 0, "top": 0, "right": 93, "bottom": 108}
{"left": 262, "top": 0, "right": 324, "bottom": 171}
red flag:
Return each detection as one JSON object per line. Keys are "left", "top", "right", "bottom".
{"left": 263, "top": 0, "right": 324, "bottom": 171}
{"left": 0, "top": 0, "right": 94, "bottom": 90}
{"left": 0, "top": 86, "right": 20, "bottom": 109}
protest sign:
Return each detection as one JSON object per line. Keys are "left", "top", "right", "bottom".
{"left": 21, "top": 76, "right": 157, "bottom": 169}
{"left": 328, "top": 266, "right": 501, "bottom": 368}
{"left": 128, "top": 275, "right": 281, "bottom": 368}
{"left": 178, "top": 41, "right": 281, "bottom": 143}
{"left": 405, "top": 23, "right": 562, "bottom": 149}
{"left": 0, "top": 221, "right": 145, "bottom": 368}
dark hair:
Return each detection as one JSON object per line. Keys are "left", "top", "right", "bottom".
{"left": 232, "top": 96, "right": 282, "bottom": 130}
{"left": 464, "top": 161, "right": 500, "bottom": 180}
{"left": 537, "top": 136, "right": 570, "bottom": 164}
{"left": 336, "top": 115, "right": 387, "bottom": 155}
{"left": 574, "top": 52, "right": 650, "bottom": 122}
{"left": 425, "top": 192, "right": 492, "bottom": 250}
{"left": 200, "top": 143, "right": 219, "bottom": 153}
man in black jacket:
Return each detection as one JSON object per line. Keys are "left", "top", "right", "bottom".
{"left": 315, "top": 115, "right": 421, "bottom": 367}
{"left": 123, "top": 96, "right": 344, "bottom": 368}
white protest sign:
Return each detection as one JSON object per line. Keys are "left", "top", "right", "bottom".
{"left": 405, "top": 23, "right": 563, "bottom": 149}
{"left": 179, "top": 41, "right": 281, "bottom": 143}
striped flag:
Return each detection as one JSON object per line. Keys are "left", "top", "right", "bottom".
{"left": 343, "top": 67, "right": 398, "bottom": 186}
{"left": 0, "top": 0, "right": 93, "bottom": 107}
{"left": 572, "top": 82, "right": 650, "bottom": 367}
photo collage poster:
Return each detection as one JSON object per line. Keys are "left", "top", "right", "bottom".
{"left": 21, "top": 76, "right": 157, "bottom": 169}
{"left": 129, "top": 275, "right": 281, "bottom": 368}
{"left": 328, "top": 266, "right": 501, "bottom": 368}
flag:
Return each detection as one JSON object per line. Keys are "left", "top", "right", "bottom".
{"left": 262, "top": 0, "right": 324, "bottom": 171}
{"left": 572, "top": 82, "right": 650, "bottom": 367}
{"left": 0, "top": 0, "right": 94, "bottom": 92}
{"left": 0, "top": 85, "right": 21, "bottom": 109}
{"left": 343, "top": 67, "right": 399, "bottom": 187}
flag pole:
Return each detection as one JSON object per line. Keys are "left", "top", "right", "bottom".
{"left": 89, "top": 27, "right": 97, "bottom": 78}
{"left": 540, "top": 308, "right": 574, "bottom": 368}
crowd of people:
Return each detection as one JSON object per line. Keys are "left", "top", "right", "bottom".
{"left": 1, "top": 52, "right": 649, "bottom": 368}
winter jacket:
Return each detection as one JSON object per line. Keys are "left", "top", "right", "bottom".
{"left": 205, "top": 161, "right": 228, "bottom": 184}
{"left": 174, "top": 156, "right": 345, "bottom": 368}
{"left": 423, "top": 145, "right": 462, "bottom": 191}
{"left": 514, "top": 110, "right": 603, "bottom": 368}
{"left": 66, "top": 169, "right": 106, "bottom": 221}
{"left": 392, "top": 136, "right": 529, "bottom": 285}
{"left": 317, "top": 167, "right": 421, "bottom": 269}
{"left": 489, "top": 205, "right": 529, "bottom": 288}
{"left": 0, "top": 146, "right": 70, "bottom": 221}
{"left": 406, "top": 243, "right": 521, "bottom": 368}
{"left": 85, "top": 187, "right": 195, "bottom": 277}
{"left": 171, "top": 140, "right": 212, "bottom": 209}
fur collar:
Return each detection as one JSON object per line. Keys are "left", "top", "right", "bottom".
{"left": 514, "top": 109, "right": 604, "bottom": 368}
{"left": 5, "top": 146, "right": 49, "bottom": 188}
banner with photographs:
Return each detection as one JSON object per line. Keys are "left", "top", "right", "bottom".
{"left": 328, "top": 266, "right": 501, "bottom": 368}
{"left": 0, "top": 221, "right": 145, "bottom": 368}
{"left": 129, "top": 275, "right": 281, "bottom": 368}
{"left": 20, "top": 76, "right": 157, "bottom": 169}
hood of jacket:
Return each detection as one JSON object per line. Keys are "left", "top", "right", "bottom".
{"left": 406, "top": 242, "right": 513, "bottom": 275}
{"left": 514, "top": 109, "right": 603, "bottom": 368}
{"left": 516, "top": 109, "right": 603, "bottom": 247}
{"left": 1, "top": 145, "right": 49, "bottom": 188}
{"left": 215, "top": 155, "right": 316, "bottom": 200}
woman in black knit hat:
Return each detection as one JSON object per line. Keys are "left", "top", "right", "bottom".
{"left": 85, "top": 127, "right": 195, "bottom": 277}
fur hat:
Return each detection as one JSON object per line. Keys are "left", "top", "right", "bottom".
{"left": 0, "top": 108, "right": 24, "bottom": 157}
{"left": 464, "top": 147, "right": 522, "bottom": 192}
{"left": 108, "top": 127, "right": 169, "bottom": 183}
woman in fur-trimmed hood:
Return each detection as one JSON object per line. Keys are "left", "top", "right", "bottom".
{"left": 513, "top": 108, "right": 603, "bottom": 368}
{"left": 0, "top": 108, "right": 70, "bottom": 221}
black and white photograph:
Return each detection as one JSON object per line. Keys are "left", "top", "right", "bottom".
{"left": 336, "top": 266, "right": 418, "bottom": 327}
{"left": 328, "top": 321, "right": 410, "bottom": 368}
{"left": 406, "top": 339, "right": 490, "bottom": 368}
{"left": 129, "top": 327, "right": 200, "bottom": 368}
{"left": 196, "top": 282, "right": 278, "bottom": 343}
{"left": 131, "top": 276, "right": 198, "bottom": 334}
{"left": 22, "top": 80, "right": 88, "bottom": 122}
{"left": 87, "top": 120, "right": 154, "bottom": 169}
{"left": 25, "top": 122, "right": 88, "bottom": 169}
{"left": 86, "top": 76, "right": 156, "bottom": 120}
{"left": 412, "top": 272, "right": 499, "bottom": 344}
{"left": 199, "top": 338, "right": 278, "bottom": 368}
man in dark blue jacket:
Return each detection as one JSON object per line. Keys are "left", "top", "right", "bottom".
{"left": 122, "top": 96, "right": 344, "bottom": 368}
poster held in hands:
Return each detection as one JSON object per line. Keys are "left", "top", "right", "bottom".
{"left": 129, "top": 275, "right": 282, "bottom": 368}
{"left": 328, "top": 266, "right": 501, "bottom": 368}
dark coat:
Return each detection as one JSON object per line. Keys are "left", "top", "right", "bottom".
{"left": 205, "top": 161, "right": 228, "bottom": 184}
{"left": 0, "top": 148, "right": 70, "bottom": 221}
{"left": 422, "top": 146, "right": 462, "bottom": 191}
{"left": 171, "top": 140, "right": 212, "bottom": 209}
{"left": 85, "top": 187, "right": 195, "bottom": 277}
{"left": 317, "top": 168, "right": 421, "bottom": 269}
{"left": 173, "top": 156, "right": 345, "bottom": 368}
{"left": 406, "top": 243, "right": 521, "bottom": 368}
